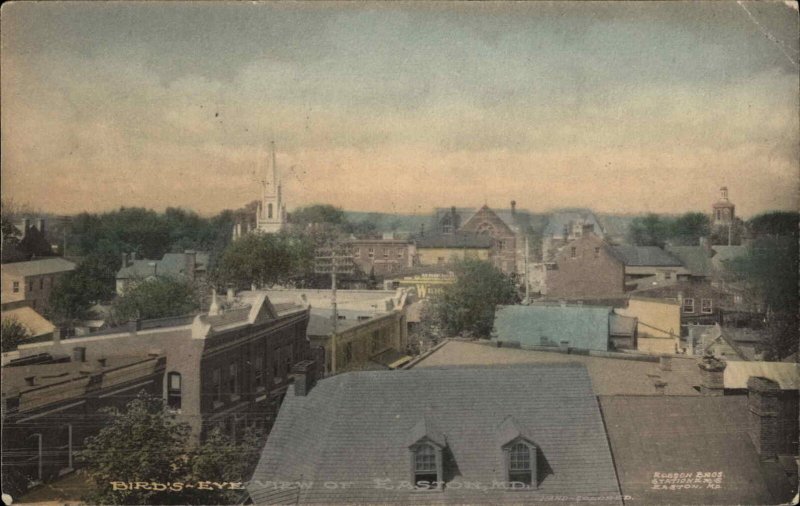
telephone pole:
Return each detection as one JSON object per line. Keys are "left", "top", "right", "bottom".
{"left": 314, "top": 242, "right": 354, "bottom": 374}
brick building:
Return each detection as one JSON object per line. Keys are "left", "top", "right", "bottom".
{"left": 1, "top": 258, "right": 76, "bottom": 312}
{"left": 545, "top": 233, "right": 626, "bottom": 299}
{"left": 346, "top": 237, "right": 414, "bottom": 277}
{"left": 1, "top": 351, "right": 166, "bottom": 495}
{"left": 10, "top": 291, "right": 311, "bottom": 441}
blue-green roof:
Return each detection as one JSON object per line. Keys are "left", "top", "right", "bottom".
{"left": 493, "top": 305, "right": 611, "bottom": 351}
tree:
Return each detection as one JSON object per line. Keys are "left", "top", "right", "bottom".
{"left": 727, "top": 236, "right": 799, "bottom": 360}
{"left": 288, "top": 204, "right": 346, "bottom": 227}
{"left": 79, "top": 393, "right": 191, "bottom": 505}
{"left": 668, "top": 212, "right": 711, "bottom": 245}
{"left": 1, "top": 316, "right": 30, "bottom": 352}
{"left": 111, "top": 277, "right": 200, "bottom": 323}
{"left": 422, "top": 258, "right": 517, "bottom": 338}
{"left": 48, "top": 252, "right": 121, "bottom": 324}
{"left": 747, "top": 211, "right": 799, "bottom": 239}
{"left": 211, "top": 233, "right": 299, "bottom": 289}
{"left": 627, "top": 213, "right": 669, "bottom": 247}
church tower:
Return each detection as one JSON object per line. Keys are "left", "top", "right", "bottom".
{"left": 711, "top": 186, "right": 735, "bottom": 226}
{"left": 256, "top": 141, "right": 286, "bottom": 234}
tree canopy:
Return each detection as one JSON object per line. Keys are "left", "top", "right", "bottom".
{"left": 48, "top": 252, "right": 121, "bottom": 323}
{"left": 111, "top": 277, "right": 200, "bottom": 323}
{"left": 1, "top": 317, "right": 30, "bottom": 352}
{"left": 627, "top": 212, "right": 712, "bottom": 247}
{"left": 747, "top": 211, "right": 799, "bottom": 239}
{"left": 80, "top": 393, "right": 260, "bottom": 505}
{"left": 211, "top": 232, "right": 301, "bottom": 289}
{"left": 422, "top": 258, "right": 517, "bottom": 338}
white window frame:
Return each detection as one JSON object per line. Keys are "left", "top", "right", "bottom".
{"left": 682, "top": 298, "right": 695, "bottom": 313}
{"left": 701, "top": 298, "right": 713, "bottom": 314}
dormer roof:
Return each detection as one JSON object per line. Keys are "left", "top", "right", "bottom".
{"left": 407, "top": 416, "right": 446, "bottom": 448}
{"left": 496, "top": 415, "right": 533, "bottom": 447}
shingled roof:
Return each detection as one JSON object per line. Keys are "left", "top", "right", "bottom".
{"left": 493, "top": 305, "right": 612, "bottom": 351}
{"left": 248, "top": 364, "right": 622, "bottom": 504}
{"left": 415, "top": 233, "right": 494, "bottom": 249}
{"left": 601, "top": 396, "right": 796, "bottom": 505}
{"left": 610, "top": 246, "right": 682, "bottom": 267}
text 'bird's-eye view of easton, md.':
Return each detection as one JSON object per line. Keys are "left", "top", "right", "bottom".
{"left": 1, "top": 2, "right": 798, "bottom": 506}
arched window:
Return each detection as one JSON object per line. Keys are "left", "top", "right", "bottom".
{"left": 167, "top": 372, "right": 182, "bottom": 410}
{"left": 509, "top": 443, "right": 532, "bottom": 486}
{"left": 441, "top": 215, "right": 453, "bottom": 234}
{"left": 414, "top": 444, "right": 438, "bottom": 489}
{"left": 477, "top": 222, "right": 494, "bottom": 235}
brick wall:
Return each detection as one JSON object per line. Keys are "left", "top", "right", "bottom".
{"left": 546, "top": 235, "right": 626, "bottom": 299}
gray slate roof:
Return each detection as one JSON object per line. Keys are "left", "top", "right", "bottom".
{"left": 543, "top": 210, "right": 604, "bottom": 237}
{"left": 248, "top": 364, "right": 622, "bottom": 504}
{"left": 601, "top": 395, "right": 796, "bottom": 505}
{"left": 666, "top": 246, "right": 713, "bottom": 276}
{"left": 493, "top": 305, "right": 611, "bottom": 351}
{"left": 415, "top": 233, "right": 493, "bottom": 249}
{"left": 610, "top": 246, "right": 682, "bottom": 267}
{"left": 116, "top": 252, "right": 210, "bottom": 280}
{"left": 2, "top": 257, "right": 76, "bottom": 277}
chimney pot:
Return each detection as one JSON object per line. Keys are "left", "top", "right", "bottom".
{"left": 292, "top": 360, "right": 317, "bottom": 396}
{"left": 698, "top": 353, "right": 726, "bottom": 396}
{"left": 73, "top": 346, "right": 87, "bottom": 363}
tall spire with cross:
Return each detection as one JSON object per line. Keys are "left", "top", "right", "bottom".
{"left": 256, "top": 140, "right": 286, "bottom": 234}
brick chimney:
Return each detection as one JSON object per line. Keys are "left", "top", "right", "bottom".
{"left": 747, "top": 376, "right": 780, "bottom": 461}
{"left": 511, "top": 200, "right": 517, "bottom": 215}
{"left": 292, "top": 360, "right": 317, "bottom": 396}
{"left": 185, "top": 250, "right": 197, "bottom": 281}
{"left": 121, "top": 252, "right": 129, "bottom": 268}
{"left": 72, "top": 346, "right": 87, "bottom": 363}
{"left": 698, "top": 353, "right": 726, "bottom": 396}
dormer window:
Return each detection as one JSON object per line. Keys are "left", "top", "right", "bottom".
{"left": 508, "top": 442, "right": 533, "bottom": 486}
{"left": 413, "top": 444, "right": 438, "bottom": 489}
{"left": 407, "top": 417, "right": 446, "bottom": 490}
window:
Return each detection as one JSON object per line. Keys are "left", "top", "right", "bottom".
{"left": 683, "top": 298, "right": 695, "bottom": 313}
{"left": 344, "top": 342, "right": 353, "bottom": 364}
{"left": 383, "top": 248, "right": 389, "bottom": 258}
{"left": 414, "top": 445, "right": 438, "bottom": 489}
{"left": 39, "top": 278, "right": 44, "bottom": 289}
{"left": 212, "top": 369, "right": 222, "bottom": 403}
{"left": 397, "top": 248, "right": 404, "bottom": 258}
{"left": 570, "top": 247, "right": 577, "bottom": 259}
{"left": 594, "top": 247, "right": 600, "bottom": 258}
{"left": 701, "top": 298, "right": 713, "bottom": 314}
{"left": 368, "top": 248, "right": 375, "bottom": 259}
{"left": 228, "top": 363, "right": 238, "bottom": 395}
{"left": 664, "top": 271, "right": 672, "bottom": 280}
{"left": 353, "top": 248, "right": 361, "bottom": 258}
{"left": 29, "top": 281, "right": 34, "bottom": 291}
{"left": 167, "top": 372, "right": 182, "bottom": 410}
{"left": 254, "top": 354, "right": 264, "bottom": 389}
{"left": 497, "top": 240, "right": 504, "bottom": 251}
{"left": 716, "top": 210, "right": 722, "bottom": 221}
{"left": 268, "top": 203, "right": 273, "bottom": 219}
{"left": 437, "top": 257, "right": 445, "bottom": 265}
{"left": 12, "top": 281, "right": 19, "bottom": 293}
{"left": 509, "top": 443, "right": 533, "bottom": 486}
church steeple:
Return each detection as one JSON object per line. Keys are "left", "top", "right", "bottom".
{"left": 256, "top": 141, "right": 286, "bottom": 234}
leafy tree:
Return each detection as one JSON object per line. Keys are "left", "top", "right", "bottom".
{"left": 627, "top": 213, "right": 670, "bottom": 247}
{"left": 1, "top": 316, "right": 30, "bottom": 352}
{"left": 288, "top": 204, "right": 346, "bottom": 227}
{"left": 747, "top": 211, "right": 799, "bottom": 239}
{"left": 423, "top": 258, "right": 517, "bottom": 338}
{"left": 79, "top": 393, "right": 191, "bottom": 505}
{"left": 710, "top": 217, "right": 745, "bottom": 246}
{"left": 211, "top": 233, "right": 298, "bottom": 289}
{"left": 48, "top": 253, "right": 121, "bottom": 324}
{"left": 728, "top": 236, "right": 799, "bottom": 360}
{"left": 111, "top": 277, "right": 200, "bottom": 323}
{"left": 668, "top": 212, "right": 711, "bottom": 245}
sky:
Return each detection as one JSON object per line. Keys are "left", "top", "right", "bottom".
{"left": 2, "top": 1, "right": 798, "bottom": 218}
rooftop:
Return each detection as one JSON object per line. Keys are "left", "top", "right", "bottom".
{"left": 415, "top": 232, "right": 494, "bottom": 249}
{"left": 1, "top": 257, "right": 76, "bottom": 278}
{"left": 493, "top": 304, "right": 612, "bottom": 351}
{"left": 601, "top": 395, "right": 796, "bottom": 505}
{"left": 667, "top": 245, "right": 714, "bottom": 277}
{"left": 1, "top": 306, "right": 55, "bottom": 338}
{"left": 249, "top": 364, "right": 622, "bottom": 504}
{"left": 116, "top": 251, "right": 209, "bottom": 279}
{"left": 610, "top": 245, "right": 683, "bottom": 267}
{"left": 411, "top": 340, "right": 702, "bottom": 396}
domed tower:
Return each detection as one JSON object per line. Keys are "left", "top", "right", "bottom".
{"left": 712, "top": 186, "right": 735, "bottom": 226}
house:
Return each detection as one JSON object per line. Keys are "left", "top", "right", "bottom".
{"left": 115, "top": 250, "right": 209, "bottom": 295}
{"left": 247, "top": 363, "right": 623, "bottom": 504}
{"left": 544, "top": 233, "right": 626, "bottom": 299}
{"left": 630, "top": 280, "right": 734, "bottom": 328}
{"left": 541, "top": 209, "right": 605, "bottom": 261}
{"left": 9, "top": 290, "right": 312, "bottom": 441}
{"left": 609, "top": 245, "right": 687, "bottom": 283}
{"left": 493, "top": 304, "right": 629, "bottom": 352}
{"left": 1, "top": 351, "right": 166, "bottom": 495}
{"left": 346, "top": 236, "right": 414, "bottom": 278}
{"left": 1, "top": 257, "right": 77, "bottom": 312}
{"left": 414, "top": 232, "right": 492, "bottom": 266}
{"left": 1, "top": 306, "right": 56, "bottom": 342}
{"left": 264, "top": 288, "right": 410, "bottom": 375}
{"left": 616, "top": 296, "right": 682, "bottom": 355}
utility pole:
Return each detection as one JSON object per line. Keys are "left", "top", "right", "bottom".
{"left": 314, "top": 243, "right": 354, "bottom": 375}
{"left": 523, "top": 236, "right": 530, "bottom": 304}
